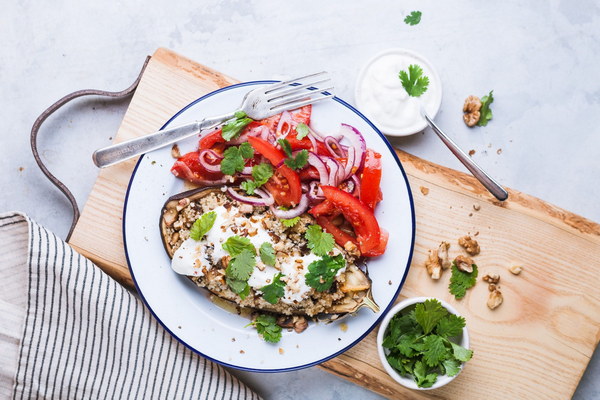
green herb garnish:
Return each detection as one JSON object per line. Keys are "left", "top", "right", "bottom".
{"left": 260, "top": 273, "right": 286, "bottom": 304}
{"left": 284, "top": 149, "right": 308, "bottom": 170}
{"left": 222, "top": 235, "right": 256, "bottom": 257}
{"left": 226, "top": 277, "right": 250, "bottom": 299}
{"left": 304, "top": 254, "right": 346, "bottom": 292}
{"left": 305, "top": 224, "right": 335, "bottom": 256}
{"left": 259, "top": 242, "right": 276, "bottom": 266}
{"left": 448, "top": 262, "right": 478, "bottom": 299}
{"left": 281, "top": 216, "right": 300, "bottom": 227}
{"left": 399, "top": 64, "right": 430, "bottom": 97}
{"left": 246, "top": 314, "right": 282, "bottom": 343}
{"left": 295, "top": 123, "right": 310, "bottom": 139}
{"left": 220, "top": 144, "right": 254, "bottom": 176}
{"left": 221, "top": 111, "right": 253, "bottom": 141}
{"left": 477, "top": 90, "right": 494, "bottom": 126}
{"left": 382, "top": 299, "right": 472, "bottom": 388}
{"left": 278, "top": 138, "right": 293, "bottom": 157}
{"left": 189, "top": 211, "right": 217, "bottom": 240}
{"left": 241, "top": 163, "right": 273, "bottom": 195}
{"left": 404, "top": 11, "right": 422, "bottom": 26}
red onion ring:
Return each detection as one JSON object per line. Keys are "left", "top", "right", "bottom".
{"left": 307, "top": 152, "right": 329, "bottom": 187}
{"left": 270, "top": 194, "right": 309, "bottom": 219}
{"left": 324, "top": 136, "right": 347, "bottom": 158}
{"left": 307, "top": 181, "right": 325, "bottom": 203}
{"left": 276, "top": 111, "right": 294, "bottom": 137}
{"left": 227, "top": 186, "right": 274, "bottom": 206}
{"left": 198, "top": 149, "right": 224, "bottom": 173}
{"left": 340, "top": 124, "right": 366, "bottom": 179}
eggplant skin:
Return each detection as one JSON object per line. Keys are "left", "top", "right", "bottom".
{"left": 160, "top": 186, "right": 379, "bottom": 317}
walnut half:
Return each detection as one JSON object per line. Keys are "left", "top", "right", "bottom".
{"left": 425, "top": 249, "right": 442, "bottom": 280}
{"left": 487, "top": 290, "right": 503, "bottom": 310}
{"left": 458, "top": 235, "right": 480, "bottom": 256}
{"left": 463, "top": 95, "right": 482, "bottom": 127}
{"left": 454, "top": 255, "right": 474, "bottom": 273}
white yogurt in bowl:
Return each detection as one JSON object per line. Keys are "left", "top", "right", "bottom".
{"left": 355, "top": 48, "right": 442, "bottom": 136}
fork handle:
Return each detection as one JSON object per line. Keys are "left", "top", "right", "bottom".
{"left": 92, "top": 112, "right": 235, "bottom": 168}
{"left": 422, "top": 112, "right": 509, "bottom": 201}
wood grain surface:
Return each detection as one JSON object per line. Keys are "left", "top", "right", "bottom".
{"left": 68, "top": 48, "right": 600, "bottom": 399}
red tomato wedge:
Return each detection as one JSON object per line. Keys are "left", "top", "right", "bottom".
{"left": 308, "top": 199, "right": 336, "bottom": 217}
{"left": 199, "top": 129, "right": 225, "bottom": 150}
{"left": 290, "top": 105, "right": 312, "bottom": 125}
{"left": 320, "top": 186, "right": 382, "bottom": 254}
{"left": 316, "top": 216, "right": 358, "bottom": 249}
{"left": 285, "top": 135, "right": 330, "bottom": 156}
{"left": 362, "top": 229, "right": 388, "bottom": 257}
{"left": 360, "top": 149, "right": 383, "bottom": 209}
{"left": 248, "top": 137, "right": 302, "bottom": 207}
{"left": 171, "top": 151, "right": 224, "bottom": 183}
{"left": 299, "top": 166, "right": 320, "bottom": 181}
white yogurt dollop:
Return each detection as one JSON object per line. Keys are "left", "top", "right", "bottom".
{"left": 355, "top": 49, "right": 442, "bottom": 136}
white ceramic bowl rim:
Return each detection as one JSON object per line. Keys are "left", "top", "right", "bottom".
{"left": 376, "top": 297, "right": 470, "bottom": 390}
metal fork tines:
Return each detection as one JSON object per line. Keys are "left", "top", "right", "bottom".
{"left": 264, "top": 71, "right": 334, "bottom": 113}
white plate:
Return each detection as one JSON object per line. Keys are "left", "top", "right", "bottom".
{"left": 123, "top": 81, "right": 416, "bottom": 372}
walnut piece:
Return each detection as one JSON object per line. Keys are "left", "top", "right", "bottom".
{"left": 458, "top": 235, "right": 480, "bottom": 256}
{"left": 487, "top": 290, "right": 503, "bottom": 310}
{"left": 171, "top": 143, "right": 181, "bottom": 159}
{"left": 463, "top": 95, "right": 482, "bottom": 127}
{"left": 488, "top": 283, "right": 497, "bottom": 292}
{"left": 425, "top": 249, "right": 442, "bottom": 279}
{"left": 509, "top": 265, "right": 523, "bottom": 275}
{"left": 483, "top": 274, "right": 500, "bottom": 284}
{"left": 454, "top": 255, "right": 474, "bottom": 273}
{"left": 438, "top": 241, "right": 451, "bottom": 270}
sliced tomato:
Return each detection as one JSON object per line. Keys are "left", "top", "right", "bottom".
{"left": 316, "top": 216, "right": 357, "bottom": 249}
{"left": 362, "top": 229, "right": 388, "bottom": 257}
{"left": 248, "top": 136, "right": 285, "bottom": 166}
{"left": 263, "top": 165, "right": 302, "bottom": 207}
{"left": 308, "top": 199, "right": 336, "bottom": 217}
{"left": 259, "top": 114, "right": 282, "bottom": 133}
{"left": 320, "top": 186, "right": 382, "bottom": 255}
{"left": 290, "top": 105, "right": 312, "bottom": 125}
{"left": 171, "top": 151, "right": 224, "bottom": 183}
{"left": 360, "top": 149, "right": 383, "bottom": 210}
{"left": 299, "top": 166, "right": 320, "bottom": 181}
{"left": 285, "top": 135, "right": 329, "bottom": 155}
{"left": 199, "top": 129, "right": 225, "bottom": 150}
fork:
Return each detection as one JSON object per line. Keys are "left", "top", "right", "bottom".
{"left": 92, "top": 72, "right": 334, "bottom": 168}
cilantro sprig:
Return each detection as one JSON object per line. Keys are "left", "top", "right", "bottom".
{"left": 295, "top": 123, "right": 310, "bottom": 139}
{"left": 305, "top": 254, "right": 346, "bottom": 292}
{"left": 259, "top": 242, "right": 275, "bottom": 266}
{"left": 220, "top": 142, "right": 254, "bottom": 176}
{"left": 277, "top": 138, "right": 309, "bottom": 170}
{"left": 222, "top": 236, "right": 257, "bottom": 298}
{"left": 281, "top": 216, "right": 300, "bottom": 228}
{"left": 404, "top": 11, "right": 422, "bottom": 26}
{"left": 477, "top": 90, "right": 494, "bottom": 126}
{"left": 260, "top": 273, "right": 286, "bottom": 304}
{"left": 246, "top": 314, "right": 282, "bottom": 343}
{"left": 382, "top": 299, "right": 472, "bottom": 388}
{"left": 221, "top": 111, "right": 253, "bottom": 141}
{"left": 305, "top": 224, "right": 335, "bottom": 256}
{"left": 241, "top": 163, "right": 273, "bottom": 195}
{"left": 189, "top": 211, "right": 216, "bottom": 240}
{"left": 448, "top": 262, "right": 478, "bottom": 299}
{"left": 399, "top": 64, "right": 430, "bottom": 97}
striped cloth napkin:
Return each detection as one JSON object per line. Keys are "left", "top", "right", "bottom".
{"left": 0, "top": 212, "right": 260, "bottom": 399}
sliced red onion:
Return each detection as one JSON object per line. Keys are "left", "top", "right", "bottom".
{"left": 227, "top": 132, "right": 249, "bottom": 145}
{"left": 306, "top": 131, "right": 318, "bottom": 151}
{"left": 307, "top": 152, "right": 329, "bottom": 187}
{"left": 340, "top": 124, "right": 366, "bottom": 179}
{"left": 350, "top": 174, "right": 361, "bottom": 195}
{"left": 324, "top": 136, "right": 347, "bottom": 158}
{"left": 198, "top": 149, "right": 224, "bottom": 173}
{"left": 307, "top": 181, "right": 325, "bottom": 203}
{"left": 227, "top": 187, "right": 274, "bottom": 206}
{"left": 276, "top": 111, "right": 294, "bottom": 137}
{"left": 270, "top": 194, "right": 309, "bottom": 219}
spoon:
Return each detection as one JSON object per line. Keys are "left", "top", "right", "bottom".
{"left": 420, "top": 105, "right": 508, "bottom": 201}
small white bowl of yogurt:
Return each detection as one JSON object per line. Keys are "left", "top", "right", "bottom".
{"left": 355, "top": 48, "right": 442, "bottom": 136}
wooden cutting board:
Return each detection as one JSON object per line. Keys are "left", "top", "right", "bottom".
{"left": 68, "top": 48, "right": 600, "bottom": 399}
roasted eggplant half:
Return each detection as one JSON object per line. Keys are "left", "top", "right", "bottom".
{"left": 160, "top": 186, "right": 379, "bottom": 318}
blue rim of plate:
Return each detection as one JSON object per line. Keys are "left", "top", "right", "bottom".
{"left": 122, "top": 80, "right": 416, "bottom": 373}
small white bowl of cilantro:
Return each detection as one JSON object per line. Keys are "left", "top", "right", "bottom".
{"left": 377, "top": 297, "right": 472, "bottom": 390}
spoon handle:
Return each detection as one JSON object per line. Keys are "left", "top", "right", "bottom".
{"left": 422, "top": 112, "right": 508, "bottom": 201}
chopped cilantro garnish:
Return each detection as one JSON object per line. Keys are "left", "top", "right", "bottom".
{"left": 277, "top": 138, "right": 293, "bottom": 157}
{"left": 221, "top": 111, "right": 253, "bottom": 141}
{"left": 226, "top": 277, "right": 250, "bottom": 299}
{"left": 448, "top": 262, "right": 478, "bottom": 299}
{"left": 399, "top": 64, "right": 430, "bottom": 97}
{"left": 220, "top": 144, "right": 253, "bottom": 176}
{"left": 382, "top": 299, "right": 472, "bottom": 388}
{"left": 477, "top": 90, "right": 494, "bottom": 126}
{"left": 281, "top": 216, "right": 300, "bottom": 227}
{"left": 246, "top": 314, "right": 282, "bottom": 343}
{"left": 259, "top": 242, "right": 275, "bottom": 266}
{"left": 404, "top": 11, "right": 422, "bottom": 26}
{"left": 225, "top": 249, "right": 256, "bottom": 281}
{"left": 304, "top": 254, "right": 346, "bottom": 292}
{"left": 222, "top": 235, "right": 256, "bottom": 257}
{"left": 305, "top": 224, "right": 335, "bottom": 256}
{"left": 260, "top": 273, "right": 286, "bottom": 304}
{"left": 189, "top": 211, "right": 217, "bottom": 241}
{"left": 284, "top": 149, "right": 308, "bottom": 170}
{"left": 241, "top": 163, "right": 273, "bottom": 195}
{"left": 238, "top": 141, "right": 254, "bottom": 159}
{"left": 295, "top": 123, "right": 310, "bottom": 139}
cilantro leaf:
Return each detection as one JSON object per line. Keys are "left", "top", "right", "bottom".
{"left": 414, "top": 299, "right": 448, "bottom": 334}
{"left": 281, "top": 216, "right": 300, "bottom": 227}
{"left": 239, "top": 141, "right": 254, "bottom": 159}
{"left": 247, "top": 314, "right": 282, "bottom": 343}
{"left": 277, "top": 138, "right": 293, "bottom": 157}
{"left": 241, "top": 163, "right": 273, "bottom": 194}
{"left": 404, "top": 11, "right": 422, "bottom": 26}
{"left": 225, "top": 249, "right": 256, "bottom": 281}
{"left": 305, "top": 224, "right": 335, "bottom": 256}
{"left": 295, "top": 123, "right": 310, "bottom": 139}
{"left": 259, "top": 242, "right": 275, "bottom": 266}
{"left": 305, "top": 254, "right": 346, "bottom": 292}
{"left": 413, "top": 360, "right": 438, "bottom": 388}
{"left": 260, "top": 273, "right": 286, "bottom": 304}
{"left": 220, "top": 146, "right": 245, "bottom": 175}
{"left": 421, "top": 335, "right": 447, "bottom": 367}
{"left": 222, "top": 236, "right": 256, "bottom": 257}
{"left": 189, "top": 211, "right": 216, "bottom": 240}
{"left": 477, "top": 90, "right": 494, "bottom": 126}
{"left": 222, "top": 111, "right": 253, "bottom": 141}
{"left": 436, "top": 314, "right": 466, "bottom": 338}
{"left": 226, "top": 277, "right": 250, "bottom": 299}
{"left": 399, "top": 64, "right": 430, "bottom": 97}
{"left": 450, "top": 342, "right": 473, "bottom": 362}
{"left": 442, "top": 358, "right": 462, "bottom": 377}
{"left": 240, "top": 180, "right": 259, "bottom": 195}
{"left": 448, "top": 262, "right": 478, "bottom": 299}
{"left": 284, "top": 149, "right": 309, "bottom": 170}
